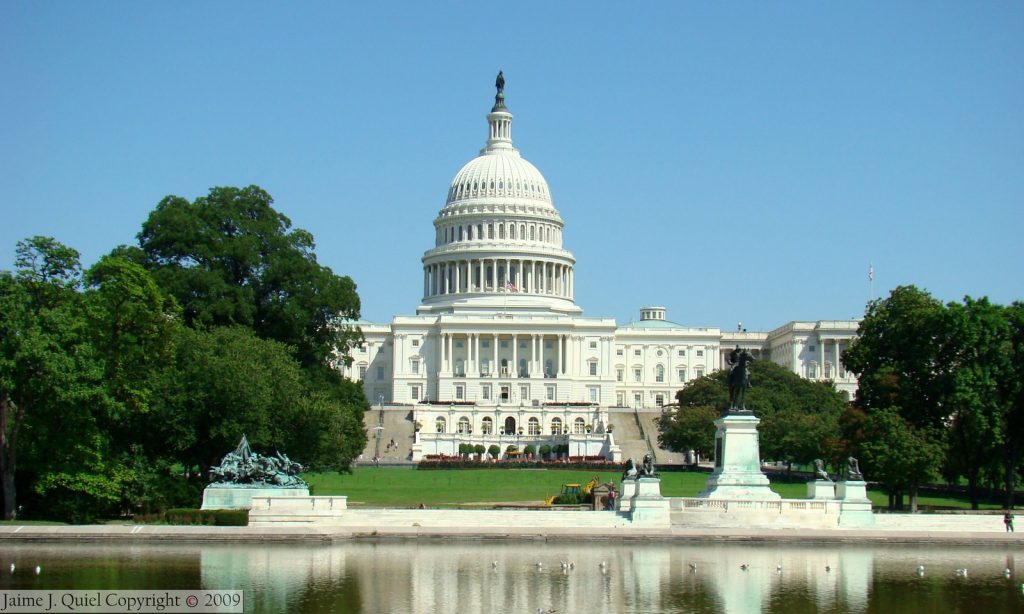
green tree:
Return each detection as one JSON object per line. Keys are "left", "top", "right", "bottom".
{"left": 855, "top": 407, "right": 944, "bottom": 512}
{"left": 662, "top": 360, "right": 845, "bottom": 468}
{"left": 843, "top": 286, "right": 952, "bottom": 511}
{"left": 135, "top": 185, "right": 362, "bottom": 370}
{"left": 658, "top": 404, "right": 717, "bottom": 462}
{"left": 1001, "top": 302, "right": 1024, "bottom": 509}
{"left": 942, "top": 297, "right": 1011, "bottom": 509}
{"left": 0, "top": 238, "right": 110, "bottom": 520}
{"left": 843, "top": 286, "right": 950, "bottom": 430}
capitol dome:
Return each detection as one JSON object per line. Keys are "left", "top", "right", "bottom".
{"left": 445, "top": 153, "right": 553, "bottom": 209}
{"left": 419, "top": 73, "right": 579, "bottom": 315}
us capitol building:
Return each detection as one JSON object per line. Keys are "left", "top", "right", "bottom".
{"left": 341, "top": 75, "right": 859, "bottom": 461}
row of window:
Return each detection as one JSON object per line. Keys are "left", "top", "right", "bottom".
{"left": 616, "top": 348, "right": 704, "bottom": 358}
{"left": 614, "top": 365, "right": 705, "bottom": 383}
{"left": 448, "top": 178, "right": 547, "bottom": 200}
{"left": 434, "top": 415, "right": 590, "bottom": 435}
{"left": 616, "top": 392, "right": 669, "bottom": 408}
{"left": 359, "top": 360, "right": 704, "bottom": 383}
{"left": 438, "top": 221, "right": 560, "bottom": 246}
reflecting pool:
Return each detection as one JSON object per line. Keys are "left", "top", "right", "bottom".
{"left": 2, "top": 541, "right": 1023, "bottom": 613}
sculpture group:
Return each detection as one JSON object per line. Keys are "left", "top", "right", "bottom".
{"left": 209, "top": 435, "right": 307, "bottom": 488}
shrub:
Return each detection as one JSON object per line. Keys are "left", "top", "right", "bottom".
{"left": 487, "top": 445, "right": 501, "bottom": 459}
{"left": 164, "top": 508, "right": 248, "bottom": 526}
{"left": 524, "top": 444, "right": 536, "bottom": 456}
{"left": 553, "top": 493, "right": 584, "bottom": 505}
{"left": 539, "top": 444, "right": 552, "bottom": 457}
{"left": 474, "top": 444, "right": 486, "bottom": 456}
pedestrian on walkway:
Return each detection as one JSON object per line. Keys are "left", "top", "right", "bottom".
{"left": 1005, "top": 511, "right": 1014, "bottom": 532}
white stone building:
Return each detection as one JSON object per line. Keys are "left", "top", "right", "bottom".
{"left": 340, "top": 80, "right": 859, "bottom": 461}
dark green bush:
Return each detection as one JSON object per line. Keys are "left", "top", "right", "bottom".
{"left": 164, "top": 508, "right": 249, "bottom": 526}
{"left": 473, "top": 444, "right": 486, "bottom": 456}
{"left": 487, "top": 445, "right": 500, "bottom": 459}
{"left": 524, "top": 444, "right": 536, "bottom": 456}
{"left": 539, "top": 444, "right": 551, "bottom": 457}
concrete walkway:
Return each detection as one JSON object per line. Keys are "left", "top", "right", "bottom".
{"left": 2, "top": 522, "right": 1022, "bottom": 546}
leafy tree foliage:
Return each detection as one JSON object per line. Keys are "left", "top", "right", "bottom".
{"left": 942, "top": 297, "right": 1013, "bottom": 509}
{"left": 658, "top": 404, "right": 717, "bottom": 462}
{"left": 3, "top": 186, "right": 370, "bottom": 520}
{"left": 844, "top": 287, "right": 1024, "bottom": 511}
{"left": 135, "top": 185, "right": 362, "bottom": 369}
{"left": 1, "top": 238, "right": 108, "bottom": 520}
{"left": 853, "top": 407, "right": 945, "bottom": 511}
{"left": 660, "top": 360, "right": 845, "bottom": 469}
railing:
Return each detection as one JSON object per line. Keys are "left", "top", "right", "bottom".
{"left": 670, "top": 498, "right": 838, "bottom": 514}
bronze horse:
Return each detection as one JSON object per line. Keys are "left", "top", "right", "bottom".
{"left": 727, "top": 348, "right": 754, "bottom": 411}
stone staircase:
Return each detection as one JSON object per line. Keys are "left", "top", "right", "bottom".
{"left": 360, "top": 407, "right": 416, "bottom": 464}
{"left": 609, "top": 408, "right": 688, "bottom": 465}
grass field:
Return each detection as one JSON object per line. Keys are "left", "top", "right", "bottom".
{"left": 304, "top": 468, "right": 1000, "bottom": 510}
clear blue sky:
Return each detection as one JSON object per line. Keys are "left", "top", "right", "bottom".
{"left": 2, "top": 2, "right": 1022, "bottom": 331}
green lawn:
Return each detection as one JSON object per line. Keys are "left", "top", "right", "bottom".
{"left": 304, "top": 468, "right": 1000, "bottom": 510}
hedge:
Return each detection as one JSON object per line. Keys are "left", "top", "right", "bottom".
{"left": 164, "top": 508, "right": 249, "bottom": 526}
{"left": 418, "top": 460, "right": 626, "bottom": 471}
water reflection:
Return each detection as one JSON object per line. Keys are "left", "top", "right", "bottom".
{"left": 2, "top": 541, "right": 1022, "bottom": 613}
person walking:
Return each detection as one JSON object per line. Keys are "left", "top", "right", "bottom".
{"left": 1004, "top": 511, "right": 1014, "bottom": 532}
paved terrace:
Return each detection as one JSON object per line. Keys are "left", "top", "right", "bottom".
{"left": 2, "top": 512, "right": 1020, "bottom": 546}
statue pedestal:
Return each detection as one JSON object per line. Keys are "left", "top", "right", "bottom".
{"left": 836, "top": 480, "right": 875, "bottom": 527}
{"left": 698, "top": 412, "right": 780, "bottom": 500}
{"left": 201, "top": 486, "right": 309, "bottom": 510}
{"left": 618, "top": 478, "right": 637, "bottom": 512}
{"left": 807, "top": 480, "right": 836, "bottom": 500}
{"left": 629, "top": 477, "right": 669, "bottom": 525}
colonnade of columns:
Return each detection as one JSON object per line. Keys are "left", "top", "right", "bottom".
{"left": 423, "top": 258, "right": 573, "bottom": 299}
{"left": 436, "top": 332, "right": 573, "bottom": 378}
{"left": 818, "top": 336, "right": 845, "bottom": 379}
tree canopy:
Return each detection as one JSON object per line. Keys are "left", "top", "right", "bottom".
{"left": 134, "top": 185, "right": 362, "bottom": 370}
{"left": 659, "top": 360, "right": 846, "bottom": 470}
{"left": 844, "top": 286, "right": 1024, "bottom": 510}
{"left": 2, "top": 187, "right": 369, "bottom": 521}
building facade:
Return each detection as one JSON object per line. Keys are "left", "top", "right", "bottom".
{"left": 340, "top": 80, "right": 859, "bottom": 461}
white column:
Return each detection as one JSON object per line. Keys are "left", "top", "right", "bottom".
{"left": 558, "top": 334, "right": 564, "bottom": 375}
{"left": 492, "top": 333, "right": 498, "bottom": 377}
{"left": 512, "top": 334, "right": 518, "bottom": 377}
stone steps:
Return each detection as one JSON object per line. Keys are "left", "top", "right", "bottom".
{"left": 360, "top": 407, "right": 416, "bottom": 463}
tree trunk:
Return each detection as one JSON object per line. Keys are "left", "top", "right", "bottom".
{"left": 0, "top": 395, "right": 17, "bottom": 520}
{"left": 909, "top": 484, "right": 919, "bottom": 513}
{"left": 1006, "top": 446, "right": 1019, "bottom": 510}
{"left": 888, "top": 491, "right": 894, "bottom": 511}
{"left": 967, "top": 472, "right": 979, "bottom": 510}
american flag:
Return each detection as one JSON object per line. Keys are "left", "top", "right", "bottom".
{"left": 505, "top": 281, "right": 518, "bottom": 292}
{"left": 868, "top": 264, "right": 874, "bottom": 282}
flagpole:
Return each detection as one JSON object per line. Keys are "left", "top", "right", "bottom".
{"left": 868, "top": 263, "right": 875, "bottom": 304}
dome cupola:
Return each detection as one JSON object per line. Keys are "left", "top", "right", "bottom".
{"left": 419, "top": 73, "right": 580, "bottom": 315}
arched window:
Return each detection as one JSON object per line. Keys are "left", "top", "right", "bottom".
{"left": 550, "top": 417, "right": 563, "bottom": 435}
{"left": 655, "top": 364, "right": 665, "bottom": 383}
{"left": 499, "top": 225, "right": 505, "bottom": 239}
{"left": 458, "top": 417, "right": 471, "bottom": 434}
{"left": 435, "top": 417, "right": 446, "bottom": 433}
{"left": 573, "top": 417, "right": 586, "bottom": 434}
{"left": 528, "top": 417, "right": 540, "bottom": 435}
{"left": 510, "top": 224, "right": 516, "bottom": 239}
{"left": 481, "top": 417, "right": 493, "bottom": 435}
{"left": 520, "top": 224, "right": 526, "bottom": 239}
